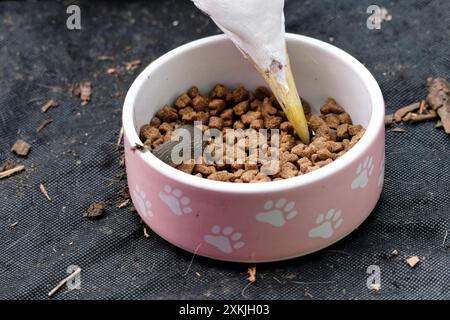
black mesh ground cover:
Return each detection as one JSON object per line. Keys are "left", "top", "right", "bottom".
{"left": 0, "top": 0, "right": 449, "bottom": 300}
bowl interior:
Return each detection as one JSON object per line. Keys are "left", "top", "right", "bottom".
{"left": 131, "top": 35, "right": 373, "bottom": 134}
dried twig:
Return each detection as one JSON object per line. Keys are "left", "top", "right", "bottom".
{"left": 116, "top": 127, "right": 124, "bottom": 147}
{"left": 41, "top": 99, "right": 59, "bottom": 113}
{"left": 409, "top": 110, "right": 438, "bottom": 123}
{"left": 48, "top": 267, "right": 81, "bottom": 297}
{"left": 394, "top": 102, "right": 420, "bottom": 122}
{"left": 418, "top": 100, "right": 427, "bottom": 114}
{"left": 116, "top": 199, "right": 130, "bottom": 209}
{"left": 39, "top": 183, "right": 52, "bottom": 201}
{"left": 0, "top": 165, "right": 25, "bottom": 179}
{"left": 36, "top": 119, "right": 52, "bottom": 132}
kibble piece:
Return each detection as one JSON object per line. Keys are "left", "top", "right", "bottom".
{"left": 194, "top": 111, "right": 209, "bottom": 124}
{"left": 156, "top": 105, "right": 178, "bottom": 122}
{"left": 262, "top": 98, "right": 278, "bottom": 117}
{"left": 315, "top": 125, "right": 331, "bottom": 139}
{"left": 298, "top": 157, "right": 313, "bottom": 173}
{"left": 187, "top": 86, "right": 200, "bottom": 98}
{"left": 233, "top": 120, "right": 245, "bottom": 130}
{"left": 309, "top": 115, "right": 326, "bottom": 131}
{"left": 280, "top": 162, "right": 299, "bottom": 179}
{"left": 220, "top": 108, "right": 234, "bottom": 121}
{"left": 211, "top": 84, "right": 228, "bottom": 99}
{"left": 175, "top": 93, "right": 191, "bottom": 109}
{"left": 179, "top": 107, "right": 196, "bottom": 124}
{"left": 280, "top": 134, "right": 297, "bottom": 151}
{"left": 208, "top": 171, "right": 233, "bottom": 182}
{"left": 177, "top": 161, "right": 195, "bottom": 174}
{"left": 337, "top": 124, "right": 349, "bottom": 139}
{"left": 255, "top": 86, "right": 271, "bottom": 100}
{"left": 320, "top": 98, "right": 345, "bottom": 114}
{"left": 195, "top": 164, "right": 216, "bottom": 176}
{"left": 208, "top": 116, "right": 224, "bottom": 130}
{"left": 315, "top": 158, "right": 333, "bottom": 168}
{"left": 342, "top": 139, "right": 351, "bottom": 151}
{"left": 209, "top": 99, "right": 226, "bottom": 116}
{"left": 232, "top": 169, "right": 245, "bottom": 180}
{"left": 315, "top": 148, "right": 335, "bottom": 161}
{"left": 291, "top": 144, "right": 306, "bottom": 157}
{"left": 252, "top": 173, "right": 272, "bottom": 183}
{"left": 149, "top": 117, "right": 161, "bottom": 127}
{"left": 250, "top": 119, "right": 264, "bottom": 130}
{"left": 232, "top": 86, "right": 249, "bottom": 103}
{"left": 241, "top": 111, "right": 262, "bottom": 125}
{"left": 348, "top": 124, "right": 363, "bottom": 136}
{"left": 324, "top": 114, "right": 340, "bottom": 129}
{"left": 328, "top": 141, "right": 344, "bottom": 153}
{"left": 192, "top": 95, "right": 208, "bottom": 112}
{"left": 11, "top": 140, "right": 31, "bottom": 157}
{"left": 281, "top": 151, "right": 299, "bottom": 164}
{"left": 250, "top": 99, "right": 263, "bottom": 111}
{"left": 233, "top": 100, "right": 249, "bottom": 116}
{"left": 264, "top": 116, "right": 283, "bottom": 129}
{"left": 280, "top": 121, "right": 294, "bottom": 134}
{"left": 338, "top": 112, "right": 353, "bottom": 125}
{"left": 159, "top": 122, "right": 174, "bottom": 134}
{"left": 140, "top": 125, "right": 161, "bottom": 143}
{"left": 241, "top": 169, "right": 258, "bottom": 183}
{"left": 305, "top": 165, "right": 321, "bottom": 173}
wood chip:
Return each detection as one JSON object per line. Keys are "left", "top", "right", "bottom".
{"left": 79, "top": 81, "right": 92, "bottom": 106}
{"left": 247, "top": 265, "right": 256, "bottom": 283}
{"left": 427, "top": 77, "right": 450, "bottom": 134}
{"left": 0, "top": 164, "right": 25, "bottom": 179}
{"left": 406, "top": 256, "right": 421, "bottom": 268}
{"left": 409, "top": 110, "right": 438, "bottom": 123}
{"left": 394, "top": 102, "right": 420, "bottom": 122}
{"left": 41, "top": 99, "right": 59, "bottom": 113}
{"left": 418, "top": 100, "right": 427, "bottom": 114}
{"left": 36, "top": 119, "right": 52, "bottom": 132}
{"left": 39, "top": 183, "right": 52, "bottom": 201}
{"left": 11, "top": 139, "right": 31, "bottom": 157}
{"left": 384, "top": 114, "right": 394, "bottom": 126}
{"left": 48, "top": 267, "right": 81, "bottom": 297}
{"left": 116, "top": 127, "right": 124, "bottom": 147}
{"left": 391, "top": 128, "right": 405, "bottom": 133}
{"left": 116, "top": 199, "right": 130, "bottom": 209}
{"left": 125, "top": 59, "right": 141, "bottom": 71}
{"left": 143, "top": 226, "right": 151, "bottom": 238}
{"left": 84, "top": 202, "right": 106, "bottom": 219}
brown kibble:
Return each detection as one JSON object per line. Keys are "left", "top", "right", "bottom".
{"left": 156, "top": 105, "right": 178, "bottom": 122}
{"left": 140, "top": 125, "right": 161, "bottom": 143}
{"left": 150, "top": 117, "right": 161, "bottom": 127}
{"left": 250, "top": 99, "right": 263, "bottom": 111}
{"left": 291, "top": 144, "right": 306, "bottom": 157}
{"left": 280, "top": 151, "right": 299, "bottom": 164}
{"left": 192, "top": 95, "right": 208, "bottom": 112}
{"left": 208, "top": 99, "right": 226, "bottom": 116}
{"left": 328, "top": 141, "right": 344, "bottom": 153}
{"left": 306, "top": 165, "right": 320, "bottom": 173}
{"left": 159, "top": 122, "right": 174, "bottom": 134}
{"left": 187, "top": 86, "right": 200, "bottom": 98}
{"left": 348, "top": 124, "right": 363, "bottom": 136}
{"left": 233, "top": 121, "right": 245, "bottom": 130}
{"left": 264, "top": 116, "right": 283, "bottom": 129}
{"left": 309, "top": 115, "right": 326, "bottom": 131}
{"left": 252, "top": 173, "right": 272, "bottom": 183}
{"left": 194, "top": 111, "right": 209, "bottom": 124}
{"left": 280, "top": 162, "right": 298, "bottom": 179}
{"left": 315, "top": 125, "right": 331, "bottom": 139}
{"left": 241, "top": 170, "right": 258, "bottom": 183}
{"left": 298, "top": 157, "right": 313, "bottom": 173}
{"left": 241, "top": 111, "right": 262, "bottom": 125}
{"left": 337, "top": 123, "right": 349, "bottom": 139}
{"left": 195, "top": 164, "right": 216, "bottom": 176}
{"left": 220, "top": 108, "right": 234, "bottom": 121}
{"left": 231, "top": 86, "right": 249, "bottom": 103}
{"left": 177, "top": 161, "right": 195, "bottom": 174}
{"left": 280, "top": 121, "right": 294, "bottom": 134}
{"left": 315, "top": 158, "right": 333, "bottom": 168}
{"left": 84, "top": 202, "right": 106, "bottom": 219}
{"left": 261, "top": 98, "right": 278, "bottom": 117}
{"left": 209, "top": 116, "right": 224, "bottom": 130}
{"left": 208, "top": 170, "right": 233, "bottom": 182}
{"left": 179, "top": 107, "right": 196, "bottom": 124}
{"left": 338, "top": 112, "right": 353, "bottom": 125}
{"left": 211, "top": 84, "right": 228, "bottom": 99}
{"left": 11, "top": 140, "right": 31, "bottom": 157}
{"left": 280, "top": 134, "right": 296, "bottom": 151}
{"left": 320, "top": 98, "right": 345, "bottom": 114}
{"left": 175, "top": 93, "right": 191, "bottom": 109}
{"left": 250, "top": 119, "right": 264, "bottom": 130}
{"left": 324, "top": 114, "right": 340, "bottom": 129}
{"left": 314, "top": 148, "right": 335, "bottom": 161}
{"left": 233, "top": 100, "right": 249, "bottom": 116}
{"left": 255, "top": 86, "right": 271, "bottom": 100}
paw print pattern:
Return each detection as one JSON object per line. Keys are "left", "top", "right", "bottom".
{"left": 204, "top": 225, "right": 244, "bottom": 254}
{"left": 308, "top": 209, "right": 343, "bottom": 239}
{"left": 256, "top": 199, "right": 298, "bottom": 227}
{"left": 159, "top": 185, "right": 192, "bottom": 216}
{"left": 378, "top": 158, "right": 385, "bottom": 188}
{"left": 351, "top": 156, "right": 374, "bottom": 190}
{"left": 133, "top": 185, "right": 153, "bottom": 217}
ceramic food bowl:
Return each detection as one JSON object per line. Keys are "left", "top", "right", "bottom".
{"left": 122, "top": 34, "right": 385, "bottom": 263}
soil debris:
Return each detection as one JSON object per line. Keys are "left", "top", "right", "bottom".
{"left": 427, "top": 77, "right": 450, "bottom": 134}
{"left": 84, "top": 202, "right": 106, "bottom": 219}
{"left": 41, "top": 99, "right": 59, "bottom": 113}
{"left": 36, "top": 119, "right": 53, "bottom": 132}
{"left": 0, "top": 164, "right": 25, "bottom": 180}
{"left": 11, "top": 139, "right": 31, "bottom": 157}
{"left": 39, "top": 183, "right": 52, "bottom": 201}
{"left": 406, "top": 256, "right": 421, "bottom": 268}
{"left": 125, "top": 59, "right": 141, "bottom": 72}
{"left": 247, "top": 265, "right": 257, "bottom": 283}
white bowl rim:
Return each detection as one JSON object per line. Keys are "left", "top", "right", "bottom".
{"left": 123, "top": 33, "right": 384, "bottom": 194}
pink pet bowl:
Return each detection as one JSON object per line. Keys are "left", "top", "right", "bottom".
{"left": 122, "top": 34, "right": 385, "bottom": 263}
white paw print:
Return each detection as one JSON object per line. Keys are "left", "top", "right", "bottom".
{"left": 204, "top": 225, "right": 244, "bottom": 254}
{"left": 256, "top": 199, "right": 298, "bottom": 227}
{"left": 308, "top": 209, "right": 343, "bottom": 239}
{"left": 351, "top": 156, "right": 374, "bottom": 190}
{"left": 159, "top": 185, "right": 192, "bottom": 216}
{"left": 378, "top": 158, "right": 385, "bottom": 188}
{"left": 133, "top": 185, "right": 153, "bottom": 217}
